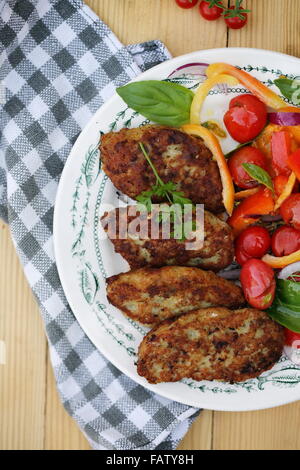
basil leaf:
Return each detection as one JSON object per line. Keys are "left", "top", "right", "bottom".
{"left": 277, "top": 279, "right": 300, "bottom": 306}
{"left": 117, "top": 80, "right": 194, "bottom": 127}
{"left": 274, "top": 78, "right": 300, "bottom": 105}
{"left": 268, "top": 299, "right": 300, "bottom": 333}
{"left": 242, "top": 163, "right": 274, "bottom": 191}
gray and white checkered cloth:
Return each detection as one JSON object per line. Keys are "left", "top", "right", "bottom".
{"left": 0, "top": 0, "right": 200, "bottom": 450}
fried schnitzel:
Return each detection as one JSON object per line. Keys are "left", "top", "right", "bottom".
{"left": 137, "top": 307, "right": 284, "bottom": 383}
{"left": 107, "top": 266, "right": 245, "bottom": 326}
{"left": 100, "top": 126, "right": 223, "bottom": 213}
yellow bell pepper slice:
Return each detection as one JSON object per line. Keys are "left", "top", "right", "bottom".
{"left": 262, "top": 250, "right": 300, "bottom": 269}
{"left": 182, "top": 124, "right": 234, "bottom": 215}
{"left": 206, "top": 63, "right": 286, "bottom": 110}
{"left": 274, "top": 172, "right": 297, "bottom": 211}
{"left": 190, "top": 74, "right": 238, "bottom": 125}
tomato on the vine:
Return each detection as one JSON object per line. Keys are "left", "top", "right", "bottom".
{"left": 223, "top": 1, "right": 249, "bottom": 30}
{"left": 228, "top": 146, "right": 268, "bottom": 189}
{"left": 271, "top": 226, "right": 300, "bottom": 257}
{"left": 235, "top": 226, "right": 271, "bottom": 266}
{"left": 240, "top": 259, "right": 276, "bottom": 310}
{"left": 224, "top": 94, "right": 267, "bottom": 144}
{"left": 199, "top": 1, "right": 224, "bottom": 20}
{"left": 280, "top": 194, "right": 300, "bottom": 231}
{"left": 175, "top": 0, "right": 198, "bottom": 8}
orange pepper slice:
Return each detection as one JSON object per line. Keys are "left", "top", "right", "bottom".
{"left": 206, "top": 63, "right": 286, "bottom": 110}
{"left": 234, "top": 187, "right": 260, "bottom": 200}
{"left": 274, "top": 172, "right": 297, "bottom": 211}
{"left": 181, "top": 124, "right": 234, "bottom": 215}
{"left": 274, "top": 174, "right": 290, "bottom": 197}
{"left": 190, "top": 74, "right": 238, "bottom": 125}
{"left": 262, "top": 250, "right": 300, "bottom": 269}
{"left": 227, "top": 187, "right": 274, "bottom": 236}
{"left": 288, "top": 149, "right": 300, "bottom": 181}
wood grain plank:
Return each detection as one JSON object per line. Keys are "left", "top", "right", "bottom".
{"left": 177, "top": 410, "right": 213, "bottom": 450}
{"left": 44, "top": 356, "right": 91, "bottom": 450}
{"left": 228, "top": 0, "right": 300, "bottom": 58}
{"left": 0, "top": 224, "right": 46, "bottom": 450}
{"left": 3, "top": 0, "right": 300, "bottom": 451}
{"left": 213, "top": 402, "right": 300, "bottom": 450}
{"left": 91, "top": 0, "right": 228, "bottom": 57}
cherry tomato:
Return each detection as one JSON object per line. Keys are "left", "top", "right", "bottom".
{"left": 235, "top": 226, "right": 271, "bottom": 265}
{"left": 228, "top": 146, "right": 268, "bottom": 189}
{"left": 280, "top": 194, "right": 300, "bottom": 230}
{"left": 199, "top": 1, "right": 223, "bottom": 20}
{"left": 224, "top": 6, "right": 248, "bottom": 29}
{"left": 271, "top": 226, "right": 300, "bottom": 257}
{"left": 285, "top": 329, "right": 300, "bottom": 348}
{"left": 240, "top": 259, "right": 276, "bottom": 310}
{"left": 175, "top": 0, "right": 198, "bottom": 8}
{"left": 224, "top": 95, "right": 267, "bottom": 144}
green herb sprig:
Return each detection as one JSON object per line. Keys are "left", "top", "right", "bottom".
{"left": 136, "top": 143, "right": 195, "bottom": 240}
{"left": 137, "top": 143, "right": 194, "bottom": 210}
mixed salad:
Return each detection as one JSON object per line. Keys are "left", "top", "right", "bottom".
{"left": 116, "top": 61, "right": 300, "bottom": 362}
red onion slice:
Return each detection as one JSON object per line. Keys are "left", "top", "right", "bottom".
{"left": 268, "top": 112, "right": 300, "bottom": 126}
{"left": 278, "top": 262, "right": 300, "bottom": 280}
{"left": 168, "top": 62, "right": 231, "bottom": 94}
{"left": 167, "top": 62, "right": 209, "bottom": 79}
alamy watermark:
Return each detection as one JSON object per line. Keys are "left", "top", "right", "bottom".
{"left": 101, "top": 203, "right": 205, "bottom": 251}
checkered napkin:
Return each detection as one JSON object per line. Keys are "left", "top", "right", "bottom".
{"left": 0, "top": 0, "right": 200, "bottom": 450}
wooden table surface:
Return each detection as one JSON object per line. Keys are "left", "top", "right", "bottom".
{"left": 1, "top": 0, "right": 300, "bottom": 450}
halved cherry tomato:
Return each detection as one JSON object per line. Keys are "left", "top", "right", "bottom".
{"left": 280, "top": 194, "right": 300, "bottom": 230}
{"left": 228, "top": 146, "right": 268, "bottom": 189}
{"left": 285, "top": 329, "right": 300, "bottom": 348}
{"left": 271, "top": 226, "right": 300, "bottom": 257}
{"left": 228, "top": 187, "right": 274, "bottom": 236}
{"left": 240, "top": 259, "right": 276, "bottom": 310}
{"left": 199, "top": 0, "right": 223, "bottom": 20}
{"left": 235, "top": 226, "right": 271, "bottom": 266}
{"left": 175, "top": 0, "right": 198, "bottom": 8}
{"left": 288, "top": 149, "right": 300, "bottom": 182}
{"left": 271, "top": 130, "right": 292, "bottom": 177}
{"left": 224, "top": 94, "right": 267, "bottom": 144}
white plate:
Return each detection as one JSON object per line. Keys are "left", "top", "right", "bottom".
{"left": 54, "top": 48, "right": 300, "bottom": 411}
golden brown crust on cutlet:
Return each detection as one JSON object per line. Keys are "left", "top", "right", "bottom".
{"left": 100, "top": 126, "right": 224, "bottom": 213}
{"left": 101, "top": 207, "right": 234, "bottom": 271}
{"left": 106, "top": 266, "right": 245, "bottom": 326}
{"left": 137, "top": 308, "right": 284, "bottom": 384}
